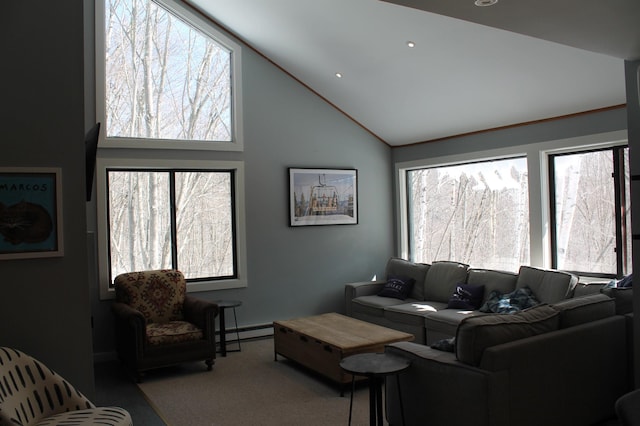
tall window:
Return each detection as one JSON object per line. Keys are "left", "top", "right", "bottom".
{"left": 406, "top": 157, "right": 530, "bottom": 272}
{"left": 107, "top": 169, "right": 235, "bottom": 282}
{"left": 550, "top": 146, "right": 631, "bottom": 277}
{"left": 99, "top": 0, "right": 242, "bottom": 149}
{"left": 96, "top": 0, "right": 246, "bottom": 298}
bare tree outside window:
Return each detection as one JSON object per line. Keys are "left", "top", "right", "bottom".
{"left": 407, "top": 158, "right": 529, "bottom": 271}
{"left": 104, "top": 0, "right": 232, "bottom": 142}
{"left": 552, "top": 148, "right": 631, "bottom": 276}
{"left": 97, "top": 0, "right": 244, "bottom": 296}
{"left": 175, "top": 172, "right": 234, "bottom": 279}
{"left": 107, "top": 170, "right": 235, "bottom": 281}
{"left": 108, "top": 171, "right": 171, "bottom": 276}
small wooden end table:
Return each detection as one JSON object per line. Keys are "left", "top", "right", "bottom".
{"left": 340, "top": 352, "right": 410, "bottom": 426}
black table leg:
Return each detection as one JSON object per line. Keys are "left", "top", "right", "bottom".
{"left": 219, "top": 307, "right": 227, "bottom": 357}
{"left": 348, "top": 375, "right": 355, "bottom": 426}
{"left": 375, "top": 377, "right": 383, "bottom": 426}
{"left": 368, "top": 377, "right": 376, "bottom": 426}
{"left": 397, "top": 374, "right": 406, "bottom": 426}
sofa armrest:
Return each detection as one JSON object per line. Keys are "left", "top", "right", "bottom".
{"left": 183, "top": 296, "right": 218, "bottom": 339}
{"left": 385, "top": 341, "right": 506, "bottom": 426}
{"left": 479, "top": 315, "right": 628, "bottom": 425}
{"left": 344, "top": 281, "right": 385, "bottom": 316}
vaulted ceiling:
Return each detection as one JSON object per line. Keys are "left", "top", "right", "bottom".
{"left": 186, "top": 0, "right": 639, "bottom": 146}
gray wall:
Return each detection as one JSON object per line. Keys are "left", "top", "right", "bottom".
{"left": 90, "top": 26, "right": 395, "bottom": 355}
{"left": 392, "top": 107, "right": 627, "bottom": 164}
{"left": 1, "top": 1, "right": 95, "bottom": 395}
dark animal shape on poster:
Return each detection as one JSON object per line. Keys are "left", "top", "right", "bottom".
{"left": 0, "top": 200, "right": 53, "bottom": 245}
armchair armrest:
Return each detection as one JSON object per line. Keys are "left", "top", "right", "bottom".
{"left": 183, "top": 296, "right": 218, "bottom": 340}
{"left": 111, "top": 302, "right": 146, "bottom": 328}
{"left": 344, "top": 280, "right": 385, "bottom": 316}
{"left": 111, "top": 302, "right": 146, "bottom": 362}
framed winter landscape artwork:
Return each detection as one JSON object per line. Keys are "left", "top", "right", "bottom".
{"left": 0, "top": 167, "right": 64, "bottom": 259}
{"left": 289, "top": 168, "right": 358, "bottom": 227}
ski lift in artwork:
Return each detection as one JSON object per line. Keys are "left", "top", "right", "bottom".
{"left": 309, "top": 174, "right": 338, "bottom": 215}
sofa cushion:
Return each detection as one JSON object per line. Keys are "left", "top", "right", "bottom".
{"left": 352, "top": 295, "right": 412, "bottom": 318}
{"left": 447, "top": 284, "right": 485, "bottom": 310}
{"left": 515, "top": 266, "right": 577, "bottom": 303}
{"left": 424, "top": 308, "right": 485, "bottom": 340}
{"left": 551, "top": 293, "right": 615, "bottom": 328}
{"left": 378, "top": 276, "right": 415, "bottom": 300}
{"left": 146, "top": 321, "right": 203, "bottom": 345}
{"left": 385, "top": 257, "right": 430, "bottom": 300}
{"left": 423, "top": 261, "right": 469, "bottom": 303}
{"left": 456, "top": 304, "right": 560, "bottom": 366}
{"left": 467, "top": 268, "right": 518, "bottom": 303}
{"left": 479, "top": 286, "right": 540, "bottom": 314}
{"left": 384, "top": 301, "right": 446, "bottom": 326}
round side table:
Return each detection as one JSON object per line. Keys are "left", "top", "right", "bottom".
{"left": 340, "top": 352, "right": 410, "bottom": 426}
{"left": 214, "top": 300, "right": 242, "bottom": 357}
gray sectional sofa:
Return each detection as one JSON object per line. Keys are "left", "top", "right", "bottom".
{"left": 344, "top": 257, "right": 579, "bottom": 345}
{"left": 384, "top": 296, "right": 630, "bottom": 426}
{"left": 344, "top": 257, "right": 634, "bottom": 426}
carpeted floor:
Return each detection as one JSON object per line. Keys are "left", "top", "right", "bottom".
{"left": 99, "top": 337, "right": 373, "bottom": 426}
{"left": 94, "top": 359, "right": 167, "bottom": 425}
{"left": 94, "top": 337, "right": 624, "bottom": 426}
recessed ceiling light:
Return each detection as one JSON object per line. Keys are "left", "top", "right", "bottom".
{"left": 474, "top": 0, "right": 498, "bottom": 6}
{"left": 335, "top": 72, "right": 343, "bottom": 78}
{"left": 407, "top": 41, "right": 416, "bottom": 48}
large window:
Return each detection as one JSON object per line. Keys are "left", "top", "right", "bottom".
{"left": 107, "top": 169, "right": 235, "bottom": 281}
{"left": 96, "top": 159, "right": 247, "bottom": 298}
{"left": 550, "top": 146, "right": 631, "bottom": 277}
{"left": 98, "top": 0, "right": 243, "bottom": 150}
{"left": 406, "top": 157, "right": 530, "bottom": 272}
{"left": 96, "top": 0, "right": 246, "bottom": 298}
{"left": 399, "top": 131, "right": 631, "bottom": 278}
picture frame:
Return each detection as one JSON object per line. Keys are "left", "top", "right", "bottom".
{"left": 0, "top": 167, "right": 64, "bottom": 259}
{"left": 289, "top": 168, "right": 358, "bottom": 226}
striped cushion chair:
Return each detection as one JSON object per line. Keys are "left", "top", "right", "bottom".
{"left": 112, "top": 269, "right": 219, "bottom": 382}
{"left": 0, "top": 347, "right": 132, "bottom": 426}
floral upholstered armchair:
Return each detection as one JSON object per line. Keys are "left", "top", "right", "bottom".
{"left": 0, "top": 347, "right": 132, "bottom": 426}
{"left": 111, "top": 269, "right": 219, "bottom": 382}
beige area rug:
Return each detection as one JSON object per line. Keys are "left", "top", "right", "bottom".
{"left": 137, "top": 338, "right": 375, "bottom": 426}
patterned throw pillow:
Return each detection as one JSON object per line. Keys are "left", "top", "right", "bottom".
{"left": 431, "top": 337, "right": 456, "bottom": 352}
{"left": 479, "top": 286, "right": 540, "bottom": 314}
{"left": 378, "top": 276, "right": 415, "bottom": 300}
{"left": 447, "top": 284, "right": 485, "bottom": 310}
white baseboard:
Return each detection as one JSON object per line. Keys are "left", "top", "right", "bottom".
{"left": 93, "top": 323, "right": 274, "bottom": 364}
{"left": 233, "top": 324, "right": 273, "bottom": 340}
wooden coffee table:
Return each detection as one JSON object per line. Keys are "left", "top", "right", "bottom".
{"left": 273, "top": 313, "right": 414, "bottom": 391}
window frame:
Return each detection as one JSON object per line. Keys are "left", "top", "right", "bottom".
{"left": 96, "top": 157, "right": 248, "bottom": 299}
{"left": 95, "top": 0, "right": 244, "bottom": 152}
{"left": 548, "top": 145, "right": 631, "bottom": 278}
{"left": 396, "top": 130, "right": 629, "bottom": 275}
{"left": 405, "top": 156, "right": 530, "bottom": 271}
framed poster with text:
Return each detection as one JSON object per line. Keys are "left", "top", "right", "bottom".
{"left": 0, "top": 167, "right": 63, "bottom": 259}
